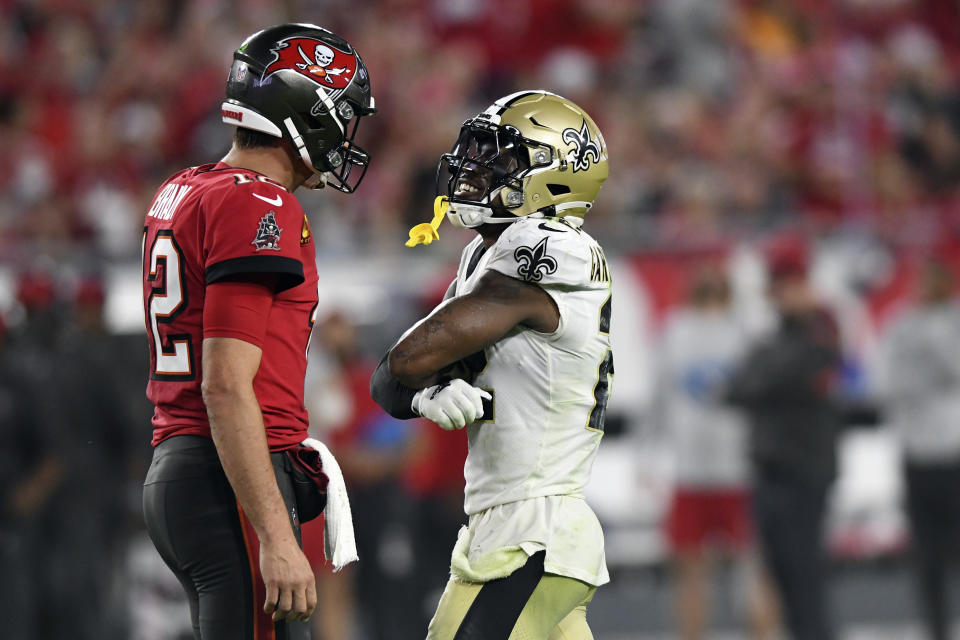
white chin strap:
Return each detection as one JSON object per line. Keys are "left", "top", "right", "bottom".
{"left": 446, "top": 202, "right": 515, "bottom": 229}
{"left": 283, "top": 117, "right": 331, "bottom": 190}
{"left": 303, "top": 171, "right": 329, "bottom": 189}
{"left": 447, "top": 198, "right": 593, "bottom": 229}
{"left": 447, "top": 189, "right": 499, "bottom": 228}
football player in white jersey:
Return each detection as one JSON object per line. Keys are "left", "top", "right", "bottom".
{"left": 371, "top": 91, "right": 612, "bottom": 640}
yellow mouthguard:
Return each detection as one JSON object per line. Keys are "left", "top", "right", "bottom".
{"left": 406, "top": 196, "right": 449, "bottom": 247}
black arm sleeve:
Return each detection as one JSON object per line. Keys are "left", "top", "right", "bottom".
{"left": 205, "top": 256, "right": 304, "bottom": 292}
{"left": 370, "top": 352, "right": 419, "bottom": 419}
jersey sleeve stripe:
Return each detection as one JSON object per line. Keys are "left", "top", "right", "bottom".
{"left": 205, "top": 256, "right": 304, "bottom": 291}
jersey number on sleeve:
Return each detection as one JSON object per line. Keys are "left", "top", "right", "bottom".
{"left": 145, "top": 230, "right": 195, "bottom": 380}
{"left": 587, "top": 350, "right": 614, "bottom": 432}
{"left": 587, "top": 293, "right": 614, "bottom": 432}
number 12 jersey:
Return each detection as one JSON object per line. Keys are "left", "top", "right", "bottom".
{"left": 142, "top": 162, "right": 319, "bottom": 451}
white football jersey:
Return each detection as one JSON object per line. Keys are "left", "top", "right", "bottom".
{"left": 452, "top": 215, "right": 613, "bottom": 514}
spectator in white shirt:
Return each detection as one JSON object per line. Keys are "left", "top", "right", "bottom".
{"left": 658, "top": 266, "right": 779, "bottom": 640}
{"left": 880, "top": 255, "right": 960, "bottom": 640}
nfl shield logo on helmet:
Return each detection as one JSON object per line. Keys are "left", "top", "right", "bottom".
{"left": 252, "top": 211, "right": 283, "bottom": 251}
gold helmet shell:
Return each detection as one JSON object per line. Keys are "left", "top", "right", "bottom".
{"left": 439, "top": 90, "right": 609, "bottom": 228}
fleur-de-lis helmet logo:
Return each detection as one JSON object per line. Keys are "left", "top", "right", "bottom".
{"left": 562, "top": 119, "right": 603, "bottom": 173}
{"left": 514, "top": 237, "right": 558, "bottom": 282}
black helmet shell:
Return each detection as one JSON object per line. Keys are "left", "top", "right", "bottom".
{"left": 221, "top": 23, "right": 375, "bottom": 192}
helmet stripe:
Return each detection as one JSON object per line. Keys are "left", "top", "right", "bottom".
{"left": 504, "top": 90, "right": 539, "bottom": 106}
{"left": 283, "top": 117, "right": 319, "bottom": 176}
{"left": 482, "top": 90, "right": 564, "bottom": 122}
{"left": 501, "top": 89, "right": 564, "bottom": 110}
{"left": 313, "top": 87, "right": 344, "bottom": 134}
{"left": 492, "top": 90, "right": 535, "bottom": 115}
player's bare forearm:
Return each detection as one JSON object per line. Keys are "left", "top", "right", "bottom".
{"left": 202, "top": 337, "right": 296, "bottom": 547}
{"left": 389, "top": 270, "right": 558, "bottom": 387}
{"left": 389, "top": 297, "right": 499, "bottom": 387}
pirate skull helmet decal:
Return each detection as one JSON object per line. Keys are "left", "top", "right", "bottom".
{"left": 314, "top": 44, "right": 334, "bottom": 66}
{"left": 261, "top": 36, "right": 358, "bottom": 90}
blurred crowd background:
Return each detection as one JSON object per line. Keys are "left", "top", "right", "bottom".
{"left": 3, "top": 0, "right": 960, "bottom": 638}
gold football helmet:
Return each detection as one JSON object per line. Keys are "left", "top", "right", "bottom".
{"left": 438, "top": 90, "right": 609, "bottom": 229}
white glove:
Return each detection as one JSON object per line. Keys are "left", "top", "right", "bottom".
{"left": 412, "top": 379, "right": 491, "bottom": 430}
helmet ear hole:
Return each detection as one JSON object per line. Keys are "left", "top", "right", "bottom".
{"left": 546, "top": 183, "right": 571, "bottom": 196}
{"left": 302, "top": 110, "right": 333, "bottom": 132}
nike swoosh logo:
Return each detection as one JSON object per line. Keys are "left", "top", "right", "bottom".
{"left": 538, "top": 222, "right": 567, "bottom": 233}
{"left": 252, "top": 192, "right": 282, "bottom": 206}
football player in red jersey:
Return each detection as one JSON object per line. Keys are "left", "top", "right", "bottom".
{"left": 140, "top": 24, "right": 375, "bottom": 640}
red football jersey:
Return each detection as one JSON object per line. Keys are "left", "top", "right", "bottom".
{"left": 143, "top": 162, "right": 319, "bottom": 451}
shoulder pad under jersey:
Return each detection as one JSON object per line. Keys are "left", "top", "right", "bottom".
{"left": 484, "top": 217, "right": 610, "bottom": 289}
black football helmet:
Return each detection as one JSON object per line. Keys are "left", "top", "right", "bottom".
{"left": 221, "top": 23, "right": 376, "bottom": 192}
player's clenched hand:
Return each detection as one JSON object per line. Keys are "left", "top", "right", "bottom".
{"left": 260, "top": 539, "right": 317, "bottom": 623}
{"left": 413, "top": 379, "right": 491, "bottom": 430}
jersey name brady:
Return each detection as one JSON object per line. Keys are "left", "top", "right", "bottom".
{"left": 142, "top": 162, "right": 319, "bottom": 451}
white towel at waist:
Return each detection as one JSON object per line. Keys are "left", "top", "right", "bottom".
{"left": 301, "top": 437, "right": 358, "bottom": 571}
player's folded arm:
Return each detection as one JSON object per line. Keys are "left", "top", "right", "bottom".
{"left": 381, "top": 270, "right": 558, "bottom": 389}
{"left": 369, "top": 352, "right": 420, "bottom": 419}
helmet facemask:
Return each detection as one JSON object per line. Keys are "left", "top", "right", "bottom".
{"left": 437, "top": 120, "right": 553, "bottom": 228}
{"left": 284, "top": 96, "right": 374, "bottom": 192}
